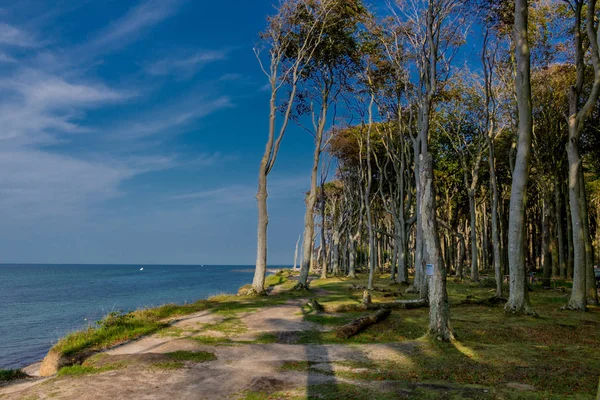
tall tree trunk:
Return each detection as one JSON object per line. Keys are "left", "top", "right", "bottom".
{"left": 456, "top": 224, "right": 466, "bottom": 280}
{"left": 348, "top": 234, "right": 357, "bottom": 278}
{"left": 567, "top": 184, "right": 575, "bottom": 279}
{"left": 489, "top": 138, "right": 503, "bottom": 297}
{"left": 320, "top": 184, "right": 327, "bottom": 280}
{"left": 407, "top": 138, "right": 424, "bottom": 295}
{"left": 542, "top": 187, "right": 552, "bottom": 286}
{"left": 581, "top": 170, "right": 599, "bottom": 305}
{"left": 391, "top": 223, "right": 399, "bottom": 282}
{"left": 566, "top": 124, "right": 587, "bottom": 309}
{"left": 253, "top": 169, "right": 269, "bottom": 294}
{"left": 397, "top": 225, "right": 409, "bottom": 284}
{"left": 468, "top": 192, "right": 479, "bottom": 282}
{"left": 332, "top": 228, "right": 340, "bottom": 276}
{"left": 505, "top": 0, "right": 536, "bottom": 315}
{"left": 555, "top": 180, "right": 566, "bottom": 279}
{"left": 293, "top": 234, "right": 301, "bottom": 271}
{"left": 564, "top": 0, "right": 600, "bottom": 309}
{"left": 421, "top": 154, "right": 452, "bottom": 341}
{"left": 297, "top": 100, "right": 328, "bottom": 289}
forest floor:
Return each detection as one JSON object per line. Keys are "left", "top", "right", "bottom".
{"left": 1, "top": 272, "right": 599, "bottom": 399}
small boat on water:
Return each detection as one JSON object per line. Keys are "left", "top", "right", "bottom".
{"left": 140, "top": 267, "right": 144, "bottom": 271}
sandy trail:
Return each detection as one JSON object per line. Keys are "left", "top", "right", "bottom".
{"left": 0, "top": 298, "right": 418, "bottom": 400}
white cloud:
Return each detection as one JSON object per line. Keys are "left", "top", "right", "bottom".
{"left": 218, "top": 73, "right": 242, "bottom": 82}
{"left": 0, "top": 150, "right": 129, "bottom": 216}
{"left": 86, "top": 0, "right": 183, "bottom": 53}
{"left": 170, "top": 176, "right": 309, "bottom": 204}
{"left": 147, "top": 49, "right": 228, "bottom": 78}
{"left": 0, "top": 71, "right": 132, "bottom": 146}
{"left": 0, "top": 22, "right": 36, "bottom": 47}
{"left": 111, "top": 95, "right": 233, "bottom": 139}
{"left": 0, "top": 51, "right": 16, "bottom": 63}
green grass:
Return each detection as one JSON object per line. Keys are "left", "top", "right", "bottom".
{"left": 57, "top": 363, "right": 124, "bottom": 377}
{"left": 40, "top": 269, "right": 600, "bottom": 399}
{"left": 150, "top": 361, "right": 184, "bottom": 370}
{"left": 278, "top": 273, "right": 600, "bottom": 398}
{"left": 250, "top": 333, "right": 279, "bottom": 344}
{"left": 43, "top": 272, "right": 297, "bottom": 362}
{"left": 0, "top": 369, "right": 27, "bottom": 382}
{"left": 200, "top": 316, "right": 247, "bottom": 335}
{"left": 240, "top": 382, "right": 401, "bottom": 400}
{"left": 192, "top": 335, "right": 234, "bottom": 346}
{"left": 52, "top": 301, "right": 212, "bottom": 357}
{"left": 166, "top": 351, "right": 216, "bottom": 362}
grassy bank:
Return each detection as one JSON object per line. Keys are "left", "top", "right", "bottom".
{"left": 32, "top": 269, "right": 600, "bottom": 399}
{"left": 50, "top": 271, "right": 291, "bottom": 358}
{"left": 0, "top": 369, "right": 27, "bottom": 383}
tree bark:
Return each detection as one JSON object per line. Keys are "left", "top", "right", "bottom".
{"left": 468, "top": 191, "right": 479, "bottom": 282}
{"left": 555, "top": 180, "right": 566, "bottom": 279}
{"left": 421, "top": 154, "right": 453, "bottom": 340}
{"left": 505, "top": 0, "right": 536, "bottom": 315}
{"left": 488, "top": 137, "right": 503, "bottom": 297}
{"left": 542, "top": 187, "right": 552, "bottom": 286}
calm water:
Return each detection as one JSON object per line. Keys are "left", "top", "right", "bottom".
{"left": 0, "top": 264, "right": 280, "bottom": 369}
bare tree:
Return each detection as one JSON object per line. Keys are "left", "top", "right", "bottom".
{"left": 296, "top": 0, "right": 366, "bottom": 290}
{"left": 391, "top": 0, "right": 466, "bottom": 340}
{"left": 251, "top": 0, "right": 331, "bottom": 295}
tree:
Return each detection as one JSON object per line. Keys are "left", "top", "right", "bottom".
{"left": 563, "top": 0, "right": 600, "bottom": 310}
{"left": 390, "top": 0, "right": 467, "bottom": 340}
{"left": 296, "top": 0, "right": 367, "bottom": 290}
{"left": 505, "top": 0, "right": 537, "bottom": 315}
{"left": 251, "top": 0, "right": 331, "bottom": 295}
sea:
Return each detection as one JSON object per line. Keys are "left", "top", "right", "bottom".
{"left": 0, "top": 264, "right": 283, "bottom": 370}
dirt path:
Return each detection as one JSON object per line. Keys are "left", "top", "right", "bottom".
{"left": 1, "top": 298, "right": 424, "bottom": 400}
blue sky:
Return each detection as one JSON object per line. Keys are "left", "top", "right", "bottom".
{"left": 0, "top": 0, "right": 318, "bottom": 265}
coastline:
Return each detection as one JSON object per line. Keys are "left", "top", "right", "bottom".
{"left": 2, "top": 274, "right": 600, "bottom": 399}
{"left": 1, "top": 265, "right": 288, "bottom": 372}
{"left": 10, "top": 268, "right": 286, "bottom": 376}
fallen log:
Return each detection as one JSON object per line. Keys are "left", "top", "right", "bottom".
{"left": 335, "top": 308, "right": 391, "bottom": 339}
{"left": 391, "top": 299, "right": 429, "bottom": 309}
{"left": 383, "top": 291, "right": 405, "bottom": 298}
{"left": 329, "top": 299, "right": 428, "bottom": 313}
{"left": 457, "top": 296, "right": 507, "bottom": 306}
{"left": 349, "top": 284, "right": 395, "bottom": 293}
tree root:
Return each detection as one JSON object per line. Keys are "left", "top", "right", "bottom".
{"left": 293, "top": 283, "right": 310, "bottom": 291}
{"left": 504, "top": 302, "right": 539, "bottom": 317}
{"left": 561, "top": 303, "right": 587, "bottom": 312}
{"left": 308, "top": 299, "right": 324, "bottom": 312}
{"left": 243, "top": 288, "right": 268, "bottom": 297}
{"left": 427, "top": 328, "right": 455, "bottom": 342}
{"left": 405, "top": 285, "right": 419, "bottom": 294}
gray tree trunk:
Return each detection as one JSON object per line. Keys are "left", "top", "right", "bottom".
{"left": 488, "top": 138, "right": 503, "bottom": 297}
{"left": 566, "top": 125, "right": 587, "bottom": 309}
{"left": 407, "top": 138, "right": 423, "bottom": 295}
{"left": 297, "top": 103, "right": 328, "bottom": 289}
{"left": 348, "top": 235, "right": 357, "bottom": 278}
{"left": 468, "top": 193, "right": 479, "bottom": 282}
{"left": 505, "top": 0, "right": 536, "bottom": 315}
{"left": 421, "top": 154, "right": 453, "bottom": 341}
{"left": 581, "top": 170, "right": 599, "bottom": 305}
{"left": 293, "top": 234, "right": 301, "bottom": 271}
{"left": 542, "top": 188, "right": 552, "bottom": 286}
{"left": 554, "top": 180, "right": 566, "bottom": 279}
